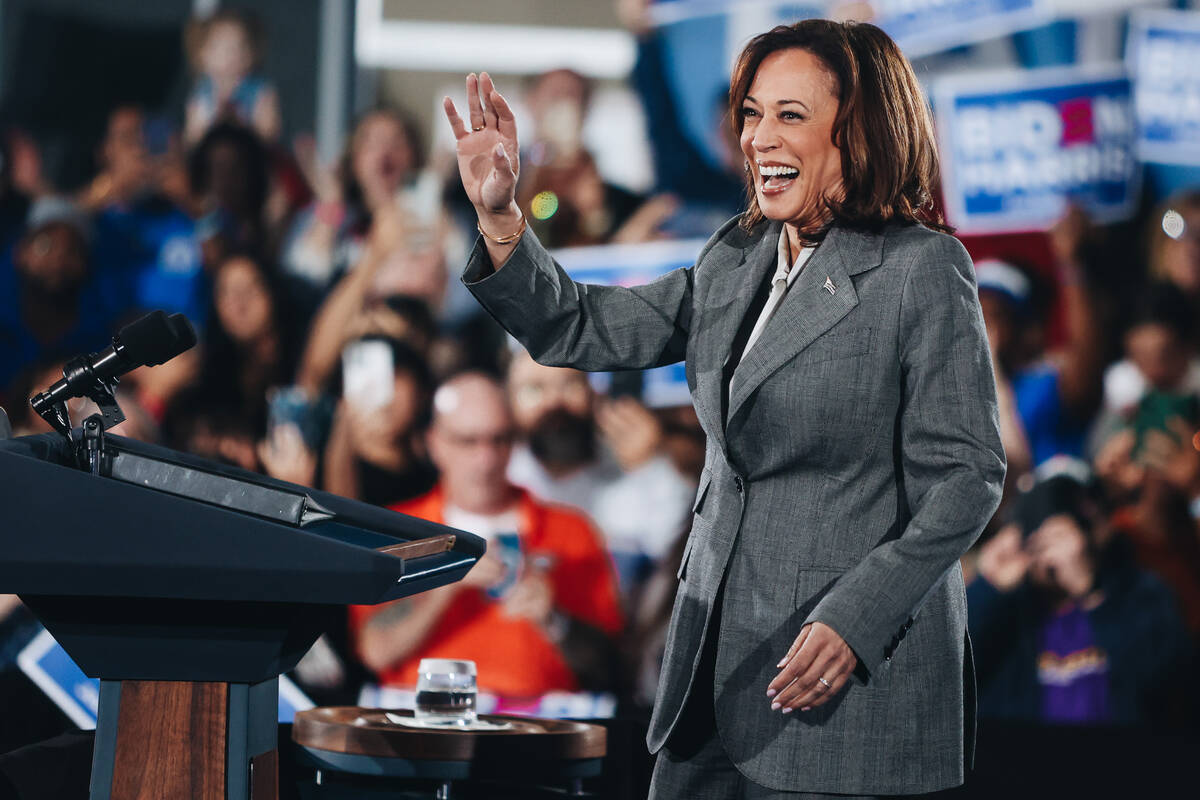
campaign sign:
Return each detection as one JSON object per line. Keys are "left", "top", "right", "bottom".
{"left": 1127, "top": 9, "right": 1200, "bottom": 167}
{"left": 553, "top": 238, "right": 708, "bottom": 409}
{"left": 934, "top": 65, "right": 1139, "bottom": 234}
{"left": 650, "top": 0, "right": 1049, "bottom": 56}
{"left": 869, "top": 0, "right": 1048, "bottom": 57}
{"left": 649, "top": 0, "right": 789, "bottom": 25}
{"left": 17, "top": 628, "right": 315, "bottom": 728}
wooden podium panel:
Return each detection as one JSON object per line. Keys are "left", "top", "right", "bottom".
{"left": 250, "top": 751, "right": 277, "bottom": 800}
{"left": 111, "top": 682, "right": 227, "bottom": 800}
{"left": 91, "top": 679, "right": 279, "bottom": 800}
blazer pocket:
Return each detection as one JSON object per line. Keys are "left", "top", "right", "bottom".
{"left": 804, "top": 326, "right": 873, "bottom": 365}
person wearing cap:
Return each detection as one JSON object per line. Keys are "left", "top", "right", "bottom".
{"left": 968, "top": 472, "right": 1190, "bottom": 725}
{"left": 0, "top": 196, "right": 125, "bottom": 392}
{"left": 975, "top": 212, "right": 1107, "bottom": 474}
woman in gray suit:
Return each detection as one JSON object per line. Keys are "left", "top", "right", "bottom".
{"left": 443, "top": 19, "right": 1005, "bottom": 800}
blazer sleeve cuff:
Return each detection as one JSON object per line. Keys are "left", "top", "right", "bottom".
{"left": 459, "top": 228, "right": 556, "bottom": 347}
{"left": 461, "top": 226, "right": 543, "bottom": 288}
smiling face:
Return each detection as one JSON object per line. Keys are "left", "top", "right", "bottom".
{"left": 352, "top": 114, "right": 414, "bottom": 211}
{"left": 214, "top": 256, "right": 273, "bottom": 344}
{"left": 201, "top": 21, "right": 254, "bottom": 85}
{"left": 739, "top": 48, "right": 844, "bottom": 231}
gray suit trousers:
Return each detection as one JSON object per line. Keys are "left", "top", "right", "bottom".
{"left": 651, "top": 733, "right": 881, "bottom": 800}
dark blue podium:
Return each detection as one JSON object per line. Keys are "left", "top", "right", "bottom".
{"left": 0, "top": 432, "right": 484, "bottom": 800}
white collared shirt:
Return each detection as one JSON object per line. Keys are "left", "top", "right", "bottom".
{"left": 739, "top": 228, "right": 815, "bottom": 365}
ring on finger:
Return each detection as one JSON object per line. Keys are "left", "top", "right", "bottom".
{"left": 817, "top": 677, "right": 831, "bottom": 689}
{"left": 472, "top": 125, "right": 485, "bottom": 131}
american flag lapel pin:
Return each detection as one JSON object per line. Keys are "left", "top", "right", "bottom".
{"left": 823, "top": 276, "right": 836, "bottom": 295}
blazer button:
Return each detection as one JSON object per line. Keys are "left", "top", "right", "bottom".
{"left": 734, "top": 477, "right": 744, "bottom": 494}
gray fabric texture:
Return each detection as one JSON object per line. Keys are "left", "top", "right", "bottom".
{"left": 649, "top": 717, "right": 881, "bottom": 800}
{"left": 462, "top": 216, "right": 1005, "bottom": 795}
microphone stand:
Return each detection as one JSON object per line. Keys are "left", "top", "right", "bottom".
{"left": 81, "top": 414, "right": 109, "bottom": 476}
{"left": 30, "top": 352, "right": 126, "bottom": 471}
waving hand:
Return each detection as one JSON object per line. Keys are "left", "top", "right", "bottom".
{"left": 443, "top": 72, "right": 520, "bottom": 215}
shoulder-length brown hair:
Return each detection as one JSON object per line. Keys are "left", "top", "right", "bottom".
{"left": 730, "top": 19, "right": 948, "bottom": 232}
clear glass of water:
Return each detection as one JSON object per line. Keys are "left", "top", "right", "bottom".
{"left": 415, "top": 659, "right": 477, "bottom": 725}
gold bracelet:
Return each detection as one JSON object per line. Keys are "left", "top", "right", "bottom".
{"left": 477, "top": 214, "right": 527, "bottom": 245}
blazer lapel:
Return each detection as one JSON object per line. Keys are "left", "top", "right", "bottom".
{"left": 726, "top": 223, "right": 884, "bottom": 425}
{"left": 692, "top": 222, "right": 780, "bottom": 452}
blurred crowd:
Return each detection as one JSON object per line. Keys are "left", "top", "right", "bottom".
{"left": 0, "top": 3, "right": 1198, "bottom": 745}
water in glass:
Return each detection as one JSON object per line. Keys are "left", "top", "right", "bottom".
{"left": 415, "top": 659, "right": 477, "bottom": 725}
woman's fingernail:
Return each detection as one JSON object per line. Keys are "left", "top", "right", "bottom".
{"left": 782, "top": 707, "right": 793, "bottom": 715}
{"left": 766, "top": 689, "right": 776, "bottom": 698}
{"left": 776, "top": 658, "right": 788, "bottom": 668}
{"left": 801, "top": 706, "right": 812, "bottom": 712}
{"left": 770, "top": 702, "right": 781, "bottom": 711}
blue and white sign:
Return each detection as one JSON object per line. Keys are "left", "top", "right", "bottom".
{"left": 1127, "top": 9, "right": 1200, "bottom": 167}
{"left": 649, "top": 0, "right": 793, "bottom": 25}
{"left": 933, "top": 64, "right": 1139, "bottom": 234}
{"left": 869, "top": 0, "right": 1048, "bottom": 57}
{"left": 17, "top": 628, "right": 315, "bottom": 728}
{"left": 650, "top": 0, "right": 1049, "bottom": 57}
{"left": 553, "top": 239, "right": 708, "bottom": 409}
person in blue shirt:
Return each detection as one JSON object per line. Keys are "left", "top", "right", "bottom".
{"left": 976, "top": 215, "right": 1107, "bottom": 470}
{"left": 83, "top": 106, "right": 206, "bottom": 328}
{"left": 0, "top": 197, "right": 125, "bottom": 395}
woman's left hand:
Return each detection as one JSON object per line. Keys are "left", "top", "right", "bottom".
{"left": 766, "top": 621, "right": 858, "bottom": 713}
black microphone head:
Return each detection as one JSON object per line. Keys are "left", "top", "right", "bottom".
{"left": 165, "top": 312, "right": 198, "bottom": 355}
{"left": 117, "top": 311, "right": 197, "bottom": 367}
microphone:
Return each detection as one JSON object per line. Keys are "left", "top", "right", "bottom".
{"left": 30, "top": 311, "right": 197, "bottom": 418}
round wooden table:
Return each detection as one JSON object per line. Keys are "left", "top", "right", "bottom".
{"left": 292, "top": 707, "right": 607, "bottom": 799}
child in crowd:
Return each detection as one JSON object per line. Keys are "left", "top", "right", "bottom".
{"left": 184, "top": 9, "right": 281, "bottom": 146}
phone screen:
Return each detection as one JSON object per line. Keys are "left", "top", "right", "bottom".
{"left": 342, "top": 340, "right": 395, "bottom": 412}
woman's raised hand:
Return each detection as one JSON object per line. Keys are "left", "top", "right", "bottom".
{"left": 443, "top": 72, "right": 520, "bottom": 218}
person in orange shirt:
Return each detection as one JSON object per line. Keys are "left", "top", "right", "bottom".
{"left": 350, "top": 371, "right": 623, "bottom": 699}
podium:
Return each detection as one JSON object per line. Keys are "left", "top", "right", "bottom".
{"left": 0, "top": 431, "right": 485, "bottom": 800}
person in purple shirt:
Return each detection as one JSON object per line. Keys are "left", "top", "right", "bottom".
{"left": 968, "top": 471, "right": 1192, "bottom": 727}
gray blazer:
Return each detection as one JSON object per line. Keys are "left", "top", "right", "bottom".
{"left": 463, "top": 216, "right": 1005, "bottom": 795}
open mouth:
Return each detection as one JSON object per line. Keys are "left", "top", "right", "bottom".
{"left": 758, "top": 163, "right": 800, "bottom": 194}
